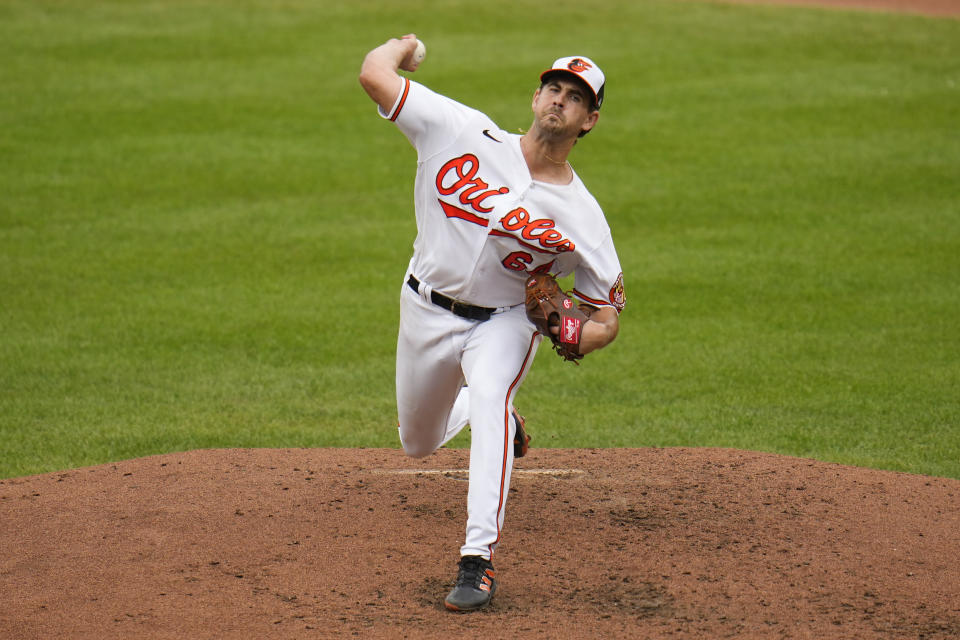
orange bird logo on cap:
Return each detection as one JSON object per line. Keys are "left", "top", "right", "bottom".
{"left": 567, "top": 58, "right": 592, "bottom": 73}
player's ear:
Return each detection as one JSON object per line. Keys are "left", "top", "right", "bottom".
{"left": 580, "top": 110, "right": 599, "bottom": 135}
{"left": 532, "top": 86, "right": 541, "bottom": 110}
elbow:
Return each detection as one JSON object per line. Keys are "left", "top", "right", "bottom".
{"left": 598, "top": 320, "right": 619, "bottom": 350}
{"left": 358, "top": 51, "right": 385, "bottom": 93}
{"left": 605, "top": 321, "right": 619, "bottom": 346}
{"left": 359, "top": 56, "right": 397, "bottom": 107}
{"left": 597, "top": 308, "right": 620, "bottom": 347}
{"left": 358, "top": 57, "right": 376, "bottom": 93}
{"left": 579, "top": 313, "right": 619, "bottom": 355}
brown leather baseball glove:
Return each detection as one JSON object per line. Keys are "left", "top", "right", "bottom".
{"left": 524, "top": 273, "right": 593, "bottom": 364}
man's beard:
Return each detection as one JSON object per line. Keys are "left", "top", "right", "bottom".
{"left": 539, "top": 110, "right": 568, "bottom": 136}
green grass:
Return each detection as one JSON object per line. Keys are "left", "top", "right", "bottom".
{"left": 2, "top": 0, "right": 958, "bottom": 479}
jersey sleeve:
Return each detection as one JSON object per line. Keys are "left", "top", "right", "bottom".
{"left": 378, "top": 78, "right": 478, "bottom": 160}
{"left": 571, "top": 234, "right": 626, "bottom": 313}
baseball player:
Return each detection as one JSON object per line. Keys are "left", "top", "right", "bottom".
{"left": 359, "top": 34, "right": 625, "bottom": 611}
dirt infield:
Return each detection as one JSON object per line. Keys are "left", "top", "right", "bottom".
{"left": 2, "top": 447, "right": 958, "bottom": 639}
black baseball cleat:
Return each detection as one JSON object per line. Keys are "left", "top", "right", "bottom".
{"left": 444, "top": 555, "right": 497, "bottom": 612}
{"left": 512, "top": 409, "right": 531, "bottom": 458}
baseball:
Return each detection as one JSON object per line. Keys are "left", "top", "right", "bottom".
{"left": 412, "top": 39, "right": 426, "bottom": 65}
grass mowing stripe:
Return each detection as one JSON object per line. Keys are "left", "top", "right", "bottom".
{"left": 1, "top": 0, "right": 958, "bottom": 478}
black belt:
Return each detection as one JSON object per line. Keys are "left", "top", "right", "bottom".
{"left": 407, "top": 275, "right": 496, "bottom": 322}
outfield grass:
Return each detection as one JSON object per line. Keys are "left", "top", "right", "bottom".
{"left": 1, "top": 0, "right": 958, "bottom": 479}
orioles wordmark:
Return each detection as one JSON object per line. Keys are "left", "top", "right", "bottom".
{"left": 435, "top": 153, "right": 510, "bottom": 214}
{"left": 434, "top": 153, "right": 575, "bottom": 254}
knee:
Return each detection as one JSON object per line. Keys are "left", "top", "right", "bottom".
{"left": 400, "top": 435, "right": 436, "bottom": 459}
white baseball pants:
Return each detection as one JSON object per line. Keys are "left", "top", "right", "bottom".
{"left": 396, "top": 278, "right": 540, "bottom": 559}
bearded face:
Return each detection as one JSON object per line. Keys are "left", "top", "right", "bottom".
{"left": 531, "top": 77, "right": 599, "bottom": 140}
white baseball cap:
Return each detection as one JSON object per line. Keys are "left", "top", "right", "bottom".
{"left": 540, "top": 56, "right": 605, "bottom": 109}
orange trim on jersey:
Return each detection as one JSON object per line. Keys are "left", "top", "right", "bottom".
{"left": 572, "top": 288, "right": 618, "bottom": 310}
{"left": 390, "top": 78, "right": 410, "bottom": 122}
{"left": 438, "top": 199, "right": 490, "bottom": 227}
{"left": 489, "top": 331, "right": 539, "bottom": 559}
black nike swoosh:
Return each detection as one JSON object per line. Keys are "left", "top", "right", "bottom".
{"left": 482, "top": 129, "right": 502, "bottom": 143}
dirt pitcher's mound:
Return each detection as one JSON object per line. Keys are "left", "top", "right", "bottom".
{"left": 1, "top": 447, "right": 958, "bottom": 639}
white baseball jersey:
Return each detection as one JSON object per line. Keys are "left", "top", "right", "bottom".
{"left": 380, "top": 78, "right": 626, "bottom": 312}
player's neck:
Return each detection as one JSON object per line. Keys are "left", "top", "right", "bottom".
{"left": 520, "top": 134, "right": 574, "bottom": 185}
